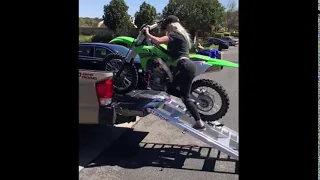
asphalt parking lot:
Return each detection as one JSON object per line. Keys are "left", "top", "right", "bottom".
{"left": 79, "top": 45, "right": 239, "bottom": 180}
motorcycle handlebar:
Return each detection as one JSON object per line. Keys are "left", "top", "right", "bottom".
{"left": 148, "top": 23, "right": 158, "bottom": 30}
{"left": 138, "top": 20, "right": 163, "bottom": 42}
{"left": 145, "top": 20, "right": 163, "bottom": 31}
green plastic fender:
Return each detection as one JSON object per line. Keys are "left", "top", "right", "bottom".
{"left": 109, "top": 36, "right": 136, "bottom": 46}
{"left": 189, "top": 54, "right": 239, "bottom": 68}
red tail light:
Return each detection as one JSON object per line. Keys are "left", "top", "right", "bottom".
{"left": 96, "top": 79, "right": 113, "bottom": 106}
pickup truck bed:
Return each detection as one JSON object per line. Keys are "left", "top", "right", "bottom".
{"left": 113, "top": 90, "right": 169, "bottom": 117}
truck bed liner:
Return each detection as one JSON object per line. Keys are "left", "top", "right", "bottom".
{"left": 113, "top": 90, "right": 169, "bottom": 117}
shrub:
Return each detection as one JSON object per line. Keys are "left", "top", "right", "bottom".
{"left": 80, "top": 31, "right": 94, "bottom": 36}
{"left": 231, "top": 32, "right": 239, "bottom": 37}
{"left": 198, "top": 38, "right": 205, "bottom": 45}
{"left": 91, "top": 34, "right": 114, "bottom": 43}
{"left": 79, "top": 35, "right": 93, "bottom": 43}
{"left": 213, "top": 33, "right": 224, "bottom": 38}
{"left": 202, "top": 32, "right": 212, "bottom": 38}
{"left": 190, "top": 47, "right": 196, "bottom": 53}
{"left": 223, "top": 32, "right": 231, "bottom": 36}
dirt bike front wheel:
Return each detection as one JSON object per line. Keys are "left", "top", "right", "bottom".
{"left": 103, "top": 53, "right": 138, "bottom": 94}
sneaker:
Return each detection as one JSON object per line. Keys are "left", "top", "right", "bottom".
{"left": 192, "top": 123, "right": 206, "bottom": 131}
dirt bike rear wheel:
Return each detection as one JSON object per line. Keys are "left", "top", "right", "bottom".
{"left": 191, "top": 79, "right": 230, "bottom": 122}
{"left": 103, "top": 53, "right": 138, "bottom": 94}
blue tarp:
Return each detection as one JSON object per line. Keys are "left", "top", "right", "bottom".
{"left": 196, "top": 49, "right": 221, "bottom": 59}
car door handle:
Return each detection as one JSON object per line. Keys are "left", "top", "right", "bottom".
{"left": 90, "top": 61, "right": 98, "bottom": 64}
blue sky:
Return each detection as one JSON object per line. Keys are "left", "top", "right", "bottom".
{"left": 79, "top": 0, "right": 238, "bottom": 18}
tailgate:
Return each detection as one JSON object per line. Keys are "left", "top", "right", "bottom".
{"left": 79, "top": 69, "right": 113, "bottom": 82}
{"left": 79, "top": 69, "right": 113, "bottom": 124}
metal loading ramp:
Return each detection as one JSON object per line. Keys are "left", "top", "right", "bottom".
{"left": 137, "top": 92, "right": 239, "bottom": 160}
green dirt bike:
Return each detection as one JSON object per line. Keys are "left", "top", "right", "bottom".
{"left": 105, "top": 21, "right": 239, "bottom": 121}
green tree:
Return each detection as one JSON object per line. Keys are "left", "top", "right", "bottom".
{"left": 102, "top": 0, "right": 131, "bottom": 35}
{"left": 134, "top": 1, "right": 157, "bottom": 29}
{"left": 225, "top": 0, "right": 238, "bottom": 31}
{"left": 162, "top": 0, "right": 225, "bottom": 35}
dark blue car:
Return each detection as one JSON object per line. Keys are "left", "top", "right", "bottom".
{"left": 205, "top": 38, "right": 229, "bottom": 50}
{"left": 79, "top": 43, "right": 140, "bottom": 71}
{"left": 221, "top": 36, "right": 237, "bottom": 46}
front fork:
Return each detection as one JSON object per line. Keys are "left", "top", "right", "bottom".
{"left": 115, "top": 43, "right": 138, "bottom": 78}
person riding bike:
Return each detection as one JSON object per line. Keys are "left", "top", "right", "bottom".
{"left": 144, "top": 15, "right": 206, "bottom": 131}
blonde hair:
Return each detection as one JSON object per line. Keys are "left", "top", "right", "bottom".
{"left": 166, "top": 22, "right": 192, "bottom": 49}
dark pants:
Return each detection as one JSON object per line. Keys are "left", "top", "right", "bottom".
{"left": 167, "top": 58, "right": 202, "bottom": 121}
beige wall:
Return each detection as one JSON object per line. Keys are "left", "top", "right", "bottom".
{"left": 79, "top": 27, "right": 112, "bottom": 36}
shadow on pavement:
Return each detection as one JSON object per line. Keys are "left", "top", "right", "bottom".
{"left": 87, "top": 129, "right": 239, "bottom": 175}
{"left": 79, "top": 124, "right": 133, "bottom": 167}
